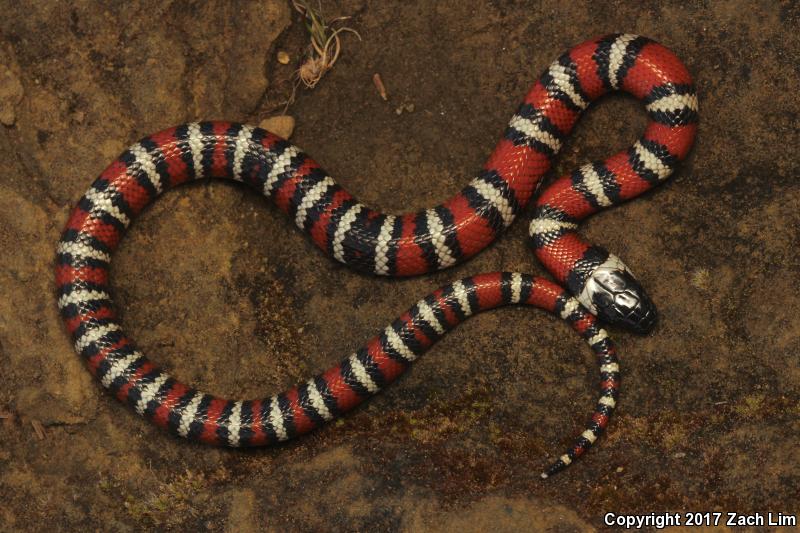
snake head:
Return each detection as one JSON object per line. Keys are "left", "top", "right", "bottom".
{"left": 579, "top": 260, "right": 657, "bottom": 334}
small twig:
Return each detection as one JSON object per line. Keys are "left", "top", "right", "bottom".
{"left": 281, "top": 78, "right": 303, "bottom": 114}
{"left": 31, "top": 419, "right": 46, "bottom": 440}
{"left": 0, "top": 411, "right": 13, "bottom": 419}
{"left": 372, "top": 73, "right": 388, "bottom": 101}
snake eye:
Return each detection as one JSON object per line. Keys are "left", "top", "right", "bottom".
{"left": 595, "top": 291, "right": 614, "bottom": 308}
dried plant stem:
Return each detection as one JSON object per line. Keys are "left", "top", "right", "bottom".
{"left": 292, "top": 1, "right": 361, "bottom": 89}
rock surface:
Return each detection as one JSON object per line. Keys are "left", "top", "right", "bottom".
{"left": 0, "top": 1, "right": 798, "bottom": 530}
{"left": 0, "top": 62, "right": 23, "bottom": 126}
{"left": 259, "top": 114, "right": 295, "bottom": 138}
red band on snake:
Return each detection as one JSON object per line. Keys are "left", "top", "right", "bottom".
{"left": 56, "top": 34, "right": 697, "bottom": 477}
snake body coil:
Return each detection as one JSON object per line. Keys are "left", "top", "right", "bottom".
{"left": 56, "top": 34, "right": 697, "bottom": 477}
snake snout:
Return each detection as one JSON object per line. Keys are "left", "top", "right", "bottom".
{"left": 585, "top": 266, "right": 658, "bottom": 334}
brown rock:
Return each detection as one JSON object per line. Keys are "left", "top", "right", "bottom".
{"left": 179, "top": 1, "right": 291, "bottom": 117}
{"left": 404, "top": 496, "right": 593, "bottom": 532}
{"left": 0, "top": 186, "right": 98, "bottom": 424}
{"left": 259, "top": 115, "right": 295, "bottom": 139}
{"left": 225, "top": 489, "right": 259, "bottom": 533}
{"left": 0, "top": 64, "right": 23, "bottom": 126}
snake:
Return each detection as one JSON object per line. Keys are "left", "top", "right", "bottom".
{"left": 55, "top": 34, "right": 697, "bottom": 478}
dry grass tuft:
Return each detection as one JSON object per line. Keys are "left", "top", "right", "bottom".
{"left": 292, "top": 1, "right": 361, "bottom": 88}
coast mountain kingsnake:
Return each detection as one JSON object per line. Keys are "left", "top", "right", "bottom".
{"left": 56, "top": 34, "right": 697, "bottom": 477}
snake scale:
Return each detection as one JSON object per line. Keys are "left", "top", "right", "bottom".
{"left": 56, "top": 34, "right": 697, "bottom": 477}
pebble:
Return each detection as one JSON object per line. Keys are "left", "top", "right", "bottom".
{"left": 395, "top": 102, "right": 415, "bottom": 115}
{"left": 277, "top": 51, "right": 290, "bottom": 65}
{"left": 259, "top": 115, "right": 295, "bottom": 139}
